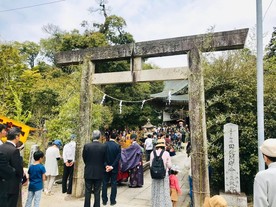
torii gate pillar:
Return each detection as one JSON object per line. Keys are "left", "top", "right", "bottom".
{"left": 72, "top": 58, "right": 95, "bottom": 197}
{"left": 188, "top": 46, "right": 209, "bottom": 206}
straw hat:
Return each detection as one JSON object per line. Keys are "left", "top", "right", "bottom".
{"left": 204, "top": 195, "right": 227, "bottom": 207}
{"left": 156, "top": 138, "right": 166, "bottom": 148}
{"left": 260, "top": 138, "right": 276, "bottom": 157}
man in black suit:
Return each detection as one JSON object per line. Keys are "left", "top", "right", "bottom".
{"left": 0, "top": 151, "right": 16, "bottom": 207}
{"left": 83, "top": 130, "right": 107, "bottom": 207}
{"left": 102, "top": 132, "right": 121, "bottom": 206}
{"left": 0, "top": 127, "right": 23, "bottom": 207}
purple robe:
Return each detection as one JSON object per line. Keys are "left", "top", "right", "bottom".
{"left": 121, "top": 142, "right": 142, "bottom": 172}
{"left": 121, "top": 142, "right": 144, "bottom": 187}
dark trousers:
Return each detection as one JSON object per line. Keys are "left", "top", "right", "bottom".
{"left": 0, "top": 180, "right": 19, "bottom": 207}
{"left": 102, "top": 172, "right": 118, "bottom": 204}
{"left": 62, "top": 164, "right": 74, "bottom": 194}
{"left": 84, "top": 179, "right": 102, "bottom": 207}
{"left": 7, "top": 193, "right": 19, "bottom": 207}
{"left": 146, "top": 150, "right": 152, "bottom": 162}
{"left": 0, "top": 197, "right": 7, "bottom": 207}
{"left": 0, "top": 180, "right": 8, "bottom": 207}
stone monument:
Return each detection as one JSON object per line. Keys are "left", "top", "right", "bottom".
{"left": 220, "top": 123, "right": 247, "bottom": 207}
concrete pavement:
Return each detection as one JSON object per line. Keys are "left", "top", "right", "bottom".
{"left": 22, "top": 149, "right": 191, "bottom": 207}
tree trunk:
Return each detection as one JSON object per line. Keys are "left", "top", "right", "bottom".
{"left": 72, "top": 58, "right": 94, "bottom": 197}
{"left": 188, "top": 46, "right": 210, "bottom": 206}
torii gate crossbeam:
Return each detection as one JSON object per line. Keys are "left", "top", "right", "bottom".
{"left": 56, "top": 28, "right": 248, "bottom": 65}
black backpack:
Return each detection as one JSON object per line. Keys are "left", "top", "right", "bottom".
{"left": 150, "top": 149, "right": 166, "bottom": 179}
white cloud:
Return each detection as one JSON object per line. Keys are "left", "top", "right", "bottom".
{"left": 0, "top": 0, "right": 275, "bottom": 67}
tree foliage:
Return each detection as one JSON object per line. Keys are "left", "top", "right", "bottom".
{"left": 101, "top": 79, "right": 163, "bottom": 130}
{"left": 0, "top": 43, "right": 28, "bottom": 116}
{"left": 265, "top": 27, "right": 276, "bottom": 59}
{"left": 94, "top": 15, "right": 134, "bottom": 45}
{"left": 204, "top": 49, "right": 258, "bottom": 195}
{"left": 203, "top": 44, "right": 276, "bottom": 195}
{"left": 14, "top": 41, "right": 40, "bottom": 68}
{"left": 264, "top": 43, "right": 276, "bottom": 139}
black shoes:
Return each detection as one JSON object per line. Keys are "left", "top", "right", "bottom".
{"left": 103, "top": 200, "right": 116, "bottom": 205}
{"left": 129, "top": 185, "right": 143, "bottom": 188}
{"left": 111, "top": 201, "right": 117, "bottom": 206}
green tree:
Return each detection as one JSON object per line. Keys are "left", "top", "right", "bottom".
{"left": 88, "top": 0, "right": 134, "bottom": 45}
{"left": 264, "top": 31, "right": 276, "bottom": 138}
{"left": 94, "top": 15, "right": 134, "bottom": 45}
{"left": 265, "top": 27, "right": 276, "bottom": 59}
{"left": 40, "top": 27, "right": 108, "bottom": 65}
{"left": 45, "top": 83, "right": 113, "bottom": 142}
{"left": 204, "top": 49, "right": 258, "bottom": 195}
{"left": 14, "top": 41, "right": 40, "bottom": 68}
{"left": 0, "top": 43, "right": 28, "bottom": 116}
{"left": 10, "top": 87, "right": 32, "bottom": 123}
{"left": 102, "top": 78, "right": 163, "bottom": 130}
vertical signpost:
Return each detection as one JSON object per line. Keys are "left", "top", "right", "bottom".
{"left": 224, "top": 123, "right": 240, "bottom": 193}
{"left": 222, "top": 123, "right": 247, "bottom": 206}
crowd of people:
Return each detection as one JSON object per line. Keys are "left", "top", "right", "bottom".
{"left": 80, "top": 121, "right": 190, "bottom": 207}
{"left": 0, "top": 122, "right": 189, "bottom": 207}
{"left": 82, "top": 129, "right": 182, "bottom": 207}
{"left": 2, "top": 120, "right": 276, "bottom": 207}
{"left": 0, "top": 122, "right": 216, "bottom": 207}
{"left": 0, "top": 124, "right": 77, "bottom": 207}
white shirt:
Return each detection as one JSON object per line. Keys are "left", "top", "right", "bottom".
{"left": 7, "top": 140, "right": 16, "bottom": 147}
{"left": 254, "top": 162, "right": 276, "bottom": 207}
{"left": 45, "top": 145, "right": 60, "bottom": 176}
{"left": 62, "top": 141, "right": 76, "bottom": 163}
{"left": 144, "top": 138, "right": 153, "bottom": 150}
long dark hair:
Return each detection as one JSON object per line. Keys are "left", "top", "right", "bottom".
{"left": 155, "top": 146, "right": 165, "bottom": 150}
{"left": 170, "top": 169, "right": 178, "bottom": 175}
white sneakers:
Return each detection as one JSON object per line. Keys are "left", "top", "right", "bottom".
{"left": 44, "top": 190, "right": 53, "bottom": 196}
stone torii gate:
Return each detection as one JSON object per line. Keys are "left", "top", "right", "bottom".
{"left": 55, "top": 28, "right": 248, "bottom": 206}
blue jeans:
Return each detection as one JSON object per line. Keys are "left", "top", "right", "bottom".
{"left": 102, "top": 172, "right": 118, "bottom": 204}
{"left": 25, "top": 190, "right": 42, "bottom": 207}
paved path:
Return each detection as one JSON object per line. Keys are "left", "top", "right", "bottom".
{"left": 22, "top": 149, "right": 191, "bottom": 207}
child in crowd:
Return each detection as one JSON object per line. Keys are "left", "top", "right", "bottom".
{"left": 25, "top": 151, "right": 46, "bottom": 207}
{"left": 169, "top": 165, "right": 182, "bottom": 207}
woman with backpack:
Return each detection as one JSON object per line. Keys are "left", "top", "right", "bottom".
{"left": 150, "top": 138, "right": 172, "bottom": 207}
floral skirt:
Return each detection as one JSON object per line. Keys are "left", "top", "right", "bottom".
{"left": 151, "top": 176, "right": 172, "bottom": 207}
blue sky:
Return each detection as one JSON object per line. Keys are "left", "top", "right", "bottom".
{"left": 0, "top": 0, "right": 275, "bottom": 67}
